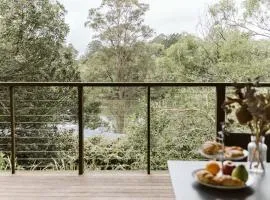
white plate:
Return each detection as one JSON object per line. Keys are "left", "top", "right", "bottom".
{"left": 198, "top": 149, "right": 248, "bottom": 161}
{"left": 192, "top": 169, "right": 254, "bottom": 190}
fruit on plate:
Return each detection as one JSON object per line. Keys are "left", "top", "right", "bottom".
{"left": 205, "top": 161, "right": 220, "bottom": 175}
{"left": 222, "top": 160, "right": 236, "bottom": 175}
{"left": 196, "top": 170, "right": 244, "bottom": 187}
{"left": 231, "top": 165, "right": 249, "bottom": 183}
{"left": 213, "top": 175, "right": 244, "bottom": 187}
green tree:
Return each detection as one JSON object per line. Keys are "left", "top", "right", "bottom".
{"left": 151, "top": 33, "right": 183, "bottom": 49}
{"left": 0, "top": 0, "right": 75, "bottom": 81}
{"left": 151, "top": 34, "right": 213, "bottom": 82}
{"left": 201, "top": 0, "right": 270, "bottom": 82}
{"left": 208, "top": 0, "right": 270, "bottom": 38}
{"left": 0, "top": 0, "right": 83, "bottom": 169}
{"left": 207, "top": 30, "right": 270, "bottom": 81}
{"left": 82, "top": 0, "right": 153, "bottom": 133}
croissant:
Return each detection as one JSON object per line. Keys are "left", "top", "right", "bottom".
{"left": 213, "top": 175, "right": 244, "bottom": 187}
{"left": 202, "top": 141, "right": 222, "bottom": 155}
{"left": 225, "top": 146, "right": 243, "bottom": 151}
{"left": 196, "top": 170, "right": 244, "bottom": 187}
{"left": 225, "top": 149, "right": 244, "bottom": 158}
{"left": 196, "top": 170, "right": 216, "bottom": 184}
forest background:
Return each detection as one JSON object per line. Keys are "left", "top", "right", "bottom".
{"left": 0, "top": 0, "right": 269, "bottom": 170}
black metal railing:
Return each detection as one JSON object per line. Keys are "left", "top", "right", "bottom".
{"left": 1, "top": 82, "right": 270, "bottom": 175}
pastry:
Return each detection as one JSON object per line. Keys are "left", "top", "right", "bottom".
{"left": 225, "top": 149, "right": 244, "bottom": 158}
{"left": 202, "top": 141, "right": 222, "bottom": 155}
{"left": 224, "top": 146, "right": 244, "bottom": 158}
{"left": 196, "top": 170, "right": 216, "bottom": 184}
{"left": 196, "top": 164, "right": 246, "bottom": 188}
{"left": 213, "top": 175, "right": 244, "bottom": 187}
{"left": 225, "top": 146, "right": 243, "bottom": 151}
{"left": 196, "top": 170, "right": 244, "bottom": 187}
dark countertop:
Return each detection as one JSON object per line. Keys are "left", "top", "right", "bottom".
{"left": 168, "top": 161, "right": 269, "bottom": 200}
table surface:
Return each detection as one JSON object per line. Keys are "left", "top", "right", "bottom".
{"left": 168, "top": 161, "right": 269, "bottom": 200}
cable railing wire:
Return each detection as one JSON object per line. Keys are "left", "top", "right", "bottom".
{"left": 0, "top": 82, "right": 268, "bottom": 174}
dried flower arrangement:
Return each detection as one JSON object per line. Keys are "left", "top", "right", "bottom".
{"left": 223, "top": 80, "right": 270, "bottom": 171}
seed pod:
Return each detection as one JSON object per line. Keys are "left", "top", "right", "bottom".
{"left": 236, "top": 106, "right": 252, "bottom": 125}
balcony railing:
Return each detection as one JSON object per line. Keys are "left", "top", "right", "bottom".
{"left": 1, "top": 82, "right": 270, "bottom": 175}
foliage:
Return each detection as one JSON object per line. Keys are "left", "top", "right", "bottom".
{"left": 84, "top": 136, "right": 144, "bottom": 170}
{"left": 208, "top": 0, "right": 270, "bottom": 38}
{"left": 76, "top": 0, "right": 270, "bottom": 171}
{"left": 0, "top": 152, "right": 10, "bottom": 170}
{"left": 0, "top": 0, "right": 71, "bottom": 80}
{"left": 1, "top": 0, "right": 270, "bottom": 171}
{"left": 223, "top": 80, "right": 270, "bottom": 170}
{"left": 124, "top": 87, "right": 216, "bottom": 169}
{"left": 82, "top": 0, "right": 154, "bottom": 133}
{"left": 163, "top": 34, "right": 212, "bottom": 82}
{"left": 0, "top": 0, "right": 97, "bottom": 169}
{"left": 224, "top": 81, "right": 270, "bottom": 138}
{"left": 151, "top": 33, "right": 183, "bottom": 49}
{"left": 207, "top": 30, "right": 270, "bottom": 82}
{"left": 82, "top": 88, "right": 216, "bottom": 170}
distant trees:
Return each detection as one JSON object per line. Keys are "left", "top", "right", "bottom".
{"left": 0, "top": 0, "right": 80, "bottom": 169}
{"left": 82, "top": 0, "right": 154, "bottom": 133}
{"left": 151, "top": 33, "right": 183, "bottom": 49}
{"left": 201, "top": 0, "right": 270, "bottom": 82}
{"left": 84, "top": 0, "right": 153, "bottom": 82}
{"left": 0, "top": 0, "right": 269, "bottom": 170}
{"left": 208, "top": 0, "right": 270, "bottom": 38}
{"left": 79, "top": 0, "right": 270, "bottom": 170}
{"left": 80, "top": 0, "right": 270, "bottom": 134}
{"left": 0, "top": 0, "right": 79, "bottom": 81}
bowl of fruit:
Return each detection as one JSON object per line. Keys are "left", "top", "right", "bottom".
{"left": 192, "top": 161, "right": 253, "bottom": 189}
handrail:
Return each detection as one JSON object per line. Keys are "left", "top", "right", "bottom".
{"left": 0, "top": 82, "right": 269, "bottom": 87}
{"left": 2, "top": 82, "right": 270, "bottom": 175}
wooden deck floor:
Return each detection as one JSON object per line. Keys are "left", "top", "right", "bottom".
{"left": 0, "top": 171, "right": 175, "bottom": 200}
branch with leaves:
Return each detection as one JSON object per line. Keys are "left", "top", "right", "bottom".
{"left": 223, "top": 79, "right": 270, "bottom": 138}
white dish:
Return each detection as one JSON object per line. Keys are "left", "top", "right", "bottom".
{"left": 198, "top": 149, "right": 248, "bottom": 161}
{"left": 192, "top": 169, "right": 254, "bottom": 190}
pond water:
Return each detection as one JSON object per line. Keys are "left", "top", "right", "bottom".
{"left": 57, "top": 123, "right": 124, "bottom": 139}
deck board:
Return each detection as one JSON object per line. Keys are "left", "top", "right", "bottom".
{"left": 0, "top": 171, "right": 175, "bottom": 200}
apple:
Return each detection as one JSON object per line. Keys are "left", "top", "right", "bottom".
{"left": 222, "top": 160, "right": 236, "bottom": 175}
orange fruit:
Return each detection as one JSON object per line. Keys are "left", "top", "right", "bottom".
{"left": 205, "top": 161, "right": 220, "bottom": 175}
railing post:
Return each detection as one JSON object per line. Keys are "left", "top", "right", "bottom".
{"left": 78, "top": 86, "right": 84, "bottom": 175}
{"left": 216, "top": 86, "right": 226, "bottom": 135}
{"left": 147, "top": 86, "right": 151, "bottom": 174}
{"left": 9, "top": 86, "right": 15, "bottom": 174}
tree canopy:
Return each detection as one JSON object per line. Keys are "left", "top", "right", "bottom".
{"left": 1, "top": 0, "right": 270, "bottom": 170}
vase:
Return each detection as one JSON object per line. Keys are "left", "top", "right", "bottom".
{"left": 247, "top": 136, "right": 267, "bottom": 173}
